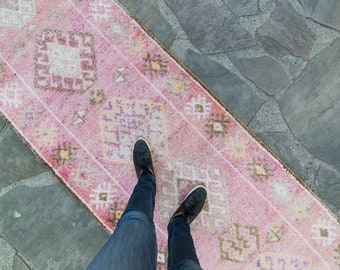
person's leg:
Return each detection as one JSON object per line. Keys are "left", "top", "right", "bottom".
{"left": 167, "top": 186, "right": 207, "bottom": 270}
{"left": 87, "top": 209, "right": 157, "bottom": 270}
{"left": 167, "top": 217, "right": 203, "bottom": 270}
{"left": 125, "top": 171, "right": 156, "bottom": 220}
{"left": 87, "top": 140, "right": 157, "bottom": 270}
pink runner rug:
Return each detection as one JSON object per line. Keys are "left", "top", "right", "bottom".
{"left": 0, "top": 0, "right": 339, "bottom": 269}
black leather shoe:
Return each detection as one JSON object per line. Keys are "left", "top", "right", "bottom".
{"left": 170, "top": 185, "right": 207, "bottom": 224}
{"left": 133, "top": 139, "right": 155, "bottom": 180}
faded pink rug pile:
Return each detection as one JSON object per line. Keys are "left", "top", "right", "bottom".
{"left": 0, "top": 0, "right": 339, "bottom": 269}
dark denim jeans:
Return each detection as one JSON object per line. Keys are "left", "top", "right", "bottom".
{"left": 87, "top": 173, "right": 202, "bottom": 270}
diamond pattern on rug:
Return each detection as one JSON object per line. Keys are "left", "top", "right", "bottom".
{"left": 34, "top": 29, "right": 97, "bottom": 93}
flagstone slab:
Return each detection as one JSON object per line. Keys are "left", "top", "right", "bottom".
{"left": 118, "top": 0, "right": 176, "bottom": 48}
{"left": 279, "top": 38, "right": 340, "bottom": 169}
{"left": 0, "top": 124, "right": 47, "bottom": 188}
{"left": 0, "top": 174, "right": 109, "bottom": 270}
{"left": 0, "top": 117, "right": 5, "bottom": 131}
{"left": 222, "top": 0, "right": 259, "bottom": 16}
{"left": 13, "top": 255, "right": 31, "bottom": 270}
{"left": 299, "top": 0, "right": 340, "bottom": 32}
{"left": 0, "top": 238, "right": 15, "bottom": 270}
{"left": 184, "top": 50, "right": 264, "bottom": 123}
{"left": 315, "top": 165, "right": 340, "bottom": 217}
{"left": 248, "top": 100, "right": 288, "bottom": 133}
{"left": 256, "top": 0, "right": 315, "bottom": 60}
{"left": 258, "top": 131, "right": 318, "bottom": 189}
{"left": 165, "top": 0, "right": 256, "bottom": 54}
{"left": 230, "top": 56, "right": 291, "bottom": 95}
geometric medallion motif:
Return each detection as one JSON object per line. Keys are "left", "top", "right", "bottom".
{"left": 142, "top": 52, "right": 168, "bottom": 78}
{"left": 34, "top": 29, "right": 97, "bottom": 93}
{"left": 19, "top": 103, "right": 42, "bottom": 126}
{"left": 89, "top": 89, "right": 105, "bottom": 105}
{"left": 0, "top": 0, "right": 36, "bottom": 28}
{"left": 159, "top": 158, "right": 230, "bottom": 231}
{"left": 248, "top": 157, "right": 274, "bottom": 182}
{"left": 99, "top": 97, "right": 167, "bottom": 162}
{"left": 311, "top": 218, "right": 337, "bottom": 247}
{"left": 185, "top": 95, "right": 212, "bottom": 120}
{"left": 0, "top": 80, "right": 23, "bottom": 108}
{"left": 108, "top": 200, "right": 125, "bottom": 228}
{"left": 219, "top": 224, "right": 260, "bottom": 263}
{"left": 90, "top": 182, "right": 116, "bottom": 210}
{"left": 205, "top": 113, "right": 230, "bottom": 139}
{"left": 51, "top": 141, "right": 78, "bottom": 166}
{"left": 88, "top": 0, "right": 112, "bottom": 21}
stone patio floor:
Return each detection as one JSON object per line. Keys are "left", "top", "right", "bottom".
{"left": 1, "top": 0, "right": 339, "bottom": 269}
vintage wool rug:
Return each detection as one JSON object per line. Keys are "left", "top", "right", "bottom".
{"left": 0, "top": 0, "right": 339, "bottom": 269}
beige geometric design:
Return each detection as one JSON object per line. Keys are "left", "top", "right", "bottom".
{"left": 266, "top": 226, "right": 284, "bottom": 243}
{"left": 248, "top": 157, "right": 274, "bottom": 182}
{"left": 159, "top": 158, "right": 230, "bottom": 231}
{"left": 89, "top": 89, "right": 105, "bottom": 105}
{"left": 72, "top": 109, "right": 87, "bottom": 125}
{"left": 51, "top": 141, "right": 78, "bottom": 166}
{"left": 0, "top": 0, "right": 36, "bottom": 28}
{"left": 108, "top": 200, "right": 125, "bottom": 228}
{"left": 114, "top": 66, "right": 128, "bottom": 82}
{"left": 311, "top": 218, "right": 338, "bottom": 247}
{"left": 143, "top": 52, "right": 168, "bottom": 78}
{"left": 157, "top": 245, "right": 168, "bottom": 270}
{"left": 0, "top": 61, "right": 5, "bottom": 83}
{"left": 219, "top": 224, "right": 259, "bottom": 263}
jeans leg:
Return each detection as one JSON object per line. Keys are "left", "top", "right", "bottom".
{"left": 125, "top": 172, "right": 156, "bottom": 220}
{"left": 87, "top": 173, "right": 157, "bottom": 270}
{"left": 167, "top": 217, "right": 203, "bottom": 270}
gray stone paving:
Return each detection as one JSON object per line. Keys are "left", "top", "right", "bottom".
{"left": 0, "top": 119, "right": 109, "bottom": 270}
{"left": 1, "top": 0, "right": 339, "bottom": 269}
{"left": 257, "top": 0, "right": 316, "bottom": 60}
{"left": 299, "top": 0, "right": 340, "bottom": 32}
